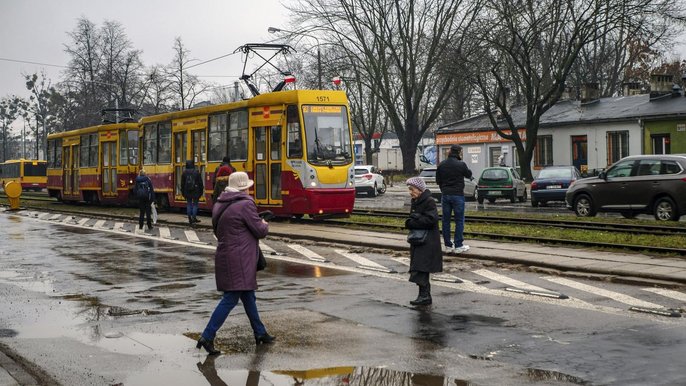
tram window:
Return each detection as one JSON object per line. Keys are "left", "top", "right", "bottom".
{"left": 80, "top": 135, "right": 90, "bottom": 167}
{"left": 208, "top": 113, "right": 228, "bottom": 162}
{"left": 89, "top": 133, "right": 98, "bottom": 167}
{"left": 128, "top": 130, "right": 138, "bottom": 165}
{"left": 286, "top": 105, "right": 302, "bottom": 158}
{"left": 158, "top": 122, "right": 172, "bottom": 164}
{"left": 119, "top": 130, "right": 128, "bottom": 166}
{"left": 271, "top": 126, "right": 281, "bottom": 160}
{"left": 47, "top": 140, "right": 54, "bottom": 168}
{"left": 24, "top": 162, "right": 46, "bottom": 177}
{"left": 302, "top": 105, "right": 352, "bottom": 165}
{"left": 55, "top": 140, "right": 62, "bottom": 168}
{"left": 143, "top": 124, "right": 157, "bottom": 165}
{"left": 229, "top": 110, "right": 248, "bottom": 161}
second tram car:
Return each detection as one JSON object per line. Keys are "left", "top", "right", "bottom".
{"left": 46, "top": 123, "right": 140, "bottom": 204}
{"left": 140, "top": 89, "right": 355, "bottom": 217}
{"left": 0, "top": 159, "right": 47, "bottom": 191}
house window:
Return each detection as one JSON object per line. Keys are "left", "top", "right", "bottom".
{"left": 534, "top": 135, "right": 553, "bottom": 167}
{"left": 651, "top": 134, "right": 670, "bottom": 154}
{"left": 607, "top": 131, "right": 629, "bottom": 164}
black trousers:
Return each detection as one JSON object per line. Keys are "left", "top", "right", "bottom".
{"left": 139, "top": 199, "right": 152, "bottom": 228}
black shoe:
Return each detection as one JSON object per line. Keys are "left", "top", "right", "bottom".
{"left": 196, "top": 337, "right": 220, "bottom": 355}
{"left": 193, "top": 217, "right": 201, "bottom": 223}
{"left": 410, "top": 296, "right": 432, "bottom": 306}
{"left": 139, "top": 224, "right": 144, "bottom": 230}
{"left": 255, "top": 334, "right": 276, "bottom": 345}
{"left": 147, "top": 224, "right": 153, "bottom": 231}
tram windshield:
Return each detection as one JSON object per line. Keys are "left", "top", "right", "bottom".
{"left": 302, "top": 105, "right": 353, "bottom": 165}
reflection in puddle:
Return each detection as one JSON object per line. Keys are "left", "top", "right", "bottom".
{"left": 267, "top": 260, "right": 349, "bottom": 278}
{"left": 190, "top": 364, "right": 468, "bottom": 386}
{"left": 526, "top": 368, "right": 588, "bottom": 385}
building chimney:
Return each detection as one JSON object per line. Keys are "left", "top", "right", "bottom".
{"left": 580, "top": 82, "right": 599, "bottom": 105}
{"left": 649, "top": 73, "right": 672, "bottom": 101}
{"left": 622, "top": 82, "right": 642, "bottom": 96}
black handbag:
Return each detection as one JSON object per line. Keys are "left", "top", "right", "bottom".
{"left": 407, "top": 229, "right": 429, "bottom": 245}
{"left": 257, "top": 246, "right": 267, "bottom": 271}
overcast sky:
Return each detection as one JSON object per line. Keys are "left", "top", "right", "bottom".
{"left": 0, "top": 0, "right": 291, "bottom": 99}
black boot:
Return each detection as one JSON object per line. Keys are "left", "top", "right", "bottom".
{"left": 411, "top": 284, "right": 432, "bottom": 306}
{"left": 188, "top": 216, "right": 193, "bottom": 225}
{"left": 255, "top": 334, "right": 276, "bottom": 345}
{"left": 409, "top": 285, "right": 422, "bottom": 305}
{"left": 196, "top": 337, "right": 220, "bottom": 355}
{"left": 193, "top": 217, "right": 201, "bottom": 223}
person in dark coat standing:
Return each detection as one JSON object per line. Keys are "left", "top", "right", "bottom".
{"left": 196, "top": 171, "right": 275, "bottom": 355}
{"left": 405, "top": 177, "right": 442, "bottom": 306}
{"left": 181, "top": 160, "right": 204, "bottom": 225}
{"left": 211, "top": 163, "right": 233, "bottom": 203}
{"left": 436, "top": 144, "right": 473, "bottom": 254}
{"left": 134, "top": 169, "right": 155, "bottom": 230}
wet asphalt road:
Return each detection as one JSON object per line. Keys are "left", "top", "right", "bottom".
{"left": 1, "top": 205, "right": 685, "bottom": 385}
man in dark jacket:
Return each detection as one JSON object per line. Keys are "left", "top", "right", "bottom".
{"left": 436, "top": 144, "right": 473, "bottom": 254}
{"left": 181, "top": 160, "right": 204, "bottom": 225}
{"left": 134, "top": 169, "right": 155, "bottom": 231}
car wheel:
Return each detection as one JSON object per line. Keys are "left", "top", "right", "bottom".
{"left": 620, "top": 211, "right": 637, "bottom": 219}
{"left": 573, "top": 194, "right": 596, "bottom": 217}
{"left": 378, "top": 182, "right": 386, "bottom": 195}
{"left": 369, "top": 184, "right": 377, "bottom": 197}
{"left": 488, "top": 197, "right": 496, "bottom": 204}
{"left": 531, "top": 199, "right": 539, "bottom": 207}
{"left": 477, "top": 196, "right": 484, "bottom": 204}
{"left": 654, "top": 197, "right": 678, "bottom": 221}
{"left": 519, "top": 188, "right": 527, "bottom": 203}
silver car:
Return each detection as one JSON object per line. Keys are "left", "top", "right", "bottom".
{"left": 418, "top": 167, "right": 478, "bottom": 201}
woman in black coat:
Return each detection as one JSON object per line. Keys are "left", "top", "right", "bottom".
{"left": 405, "top": 177, "right": 442, "bottom": 305}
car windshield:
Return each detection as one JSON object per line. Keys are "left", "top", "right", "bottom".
{"left": 302, "top": 105, "right": 353, "bottom": 166}
{"left": 538, "top": 168, "right": 572, "bottom": 179}
{"left": 481, "top": 169, "right": 509, "bottom": 180}
{"left": 419, "top": 169, "right": 436, "bottom": 178}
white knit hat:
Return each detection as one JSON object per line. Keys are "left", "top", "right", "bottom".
{"left": 228, "top": 171, "right": 254, "bottom": 191}
{"left": 405, "top": 177, "right": 426, "bottom": 192}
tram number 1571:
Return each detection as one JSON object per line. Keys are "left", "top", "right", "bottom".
{"left": 315, "top": 95, "right": 330, "bottom": 102}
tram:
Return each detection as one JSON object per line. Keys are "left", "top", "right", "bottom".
{"left": 0, "top": 159, "right": 47, "bottom": 191}
{"left": 140, "top": 89, "right": 356, "bottom": 218}
{"left": 46, "top": 122, "right": 140, "bottom": 204}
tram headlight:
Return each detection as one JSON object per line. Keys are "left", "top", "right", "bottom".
{"left": 310, "top": 181, "right": 317, "bottom": 187}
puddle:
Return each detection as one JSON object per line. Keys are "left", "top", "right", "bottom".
{"left": 526, "top": 368, "right": 589, "bottom": 385}
{"left": 267, "top": 260, "right": 349, "bottom": 278}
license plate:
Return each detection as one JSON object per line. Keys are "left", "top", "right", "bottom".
{"left": 546, "top": 185, "right": 562, "bottom": 189}
{"left": 488, "top": 191, "right": 501, "bottom": 195}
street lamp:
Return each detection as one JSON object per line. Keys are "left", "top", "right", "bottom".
{"left": 268, "top": 27, "right": 322, "bottom": 90}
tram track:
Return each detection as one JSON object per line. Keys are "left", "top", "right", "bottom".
{"left": 4, "top": 193, "right": 686, "bottom": 256}
{"left": 352, "top": 209, "right": 686, "bottom": 237}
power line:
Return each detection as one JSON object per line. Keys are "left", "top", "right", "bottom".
{"left": 186, "top": 52, "right": 238, "bottom": 69}
{"left": 0, "top": 57, "right": 69, "bottom": 69}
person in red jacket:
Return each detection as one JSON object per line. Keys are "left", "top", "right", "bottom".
{"left": 196, "top": 171, "right": 275, "bottom": 355}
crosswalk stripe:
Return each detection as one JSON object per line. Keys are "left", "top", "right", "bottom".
{"left": 474, "top": 269, "right": 551, "bottom": 292}
{"left": 158, "top": 227, "right": 172, "bottom": 239}
{"left": 334, "top": 250, "right": 388, "bottom": 269}
{"left": 544, "top": 277, "right": 663, "bottom": 309}
{"left": 184, "top": 230, "right": 206, "bottom": 244}
{"left": 93, "top": 220, "right": 106, "bottom": 228}
{"left": 260, "top": 242, "right": 276, "bottom": 254}
{"left": 61, "top": 216, "right": 76, "bottom": 223}
{"left": 392, "top": 257, "right": 410, "bottom": 266}
{"left": 48, "top": 214, "right": 61, "bottom": 221}
{"left": 113, "top": 222, "right": 127, "bottom": 232}
{"left": 286, "top": 244, "right": 327, "bottom": 262}
{"left": 77, "top": 218, "right": 89, "bottom": 226}
{"left": 37, "top": 212, "right": 51, "bottom": 219}
{"left": 642, "top": 288, "right": 686, "bottom": 303}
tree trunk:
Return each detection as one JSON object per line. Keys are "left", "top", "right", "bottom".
{"left": 363, "top": 137, "right": 374, "bottom": 165}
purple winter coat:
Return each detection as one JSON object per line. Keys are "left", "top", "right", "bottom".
{"left": 212, "top": 190, "right": 269, "bottom": 291}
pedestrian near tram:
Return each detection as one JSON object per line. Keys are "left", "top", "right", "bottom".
{"left": 196, "top": 171, "right": 275, "bottom": 355}
{"left": 212, "top": 157, "right": 234, "bottom": 203}
{"left": 181, "top": 160, "right": 204, "bottom": 225}
{"left": 134, "top": 169, "right": 155, "bottom": 231}
{"left": 405, "top": 177, "right": 442, "bottom": 306}
{"left": 436, "top": 144, "right": 473, "bottom": 254}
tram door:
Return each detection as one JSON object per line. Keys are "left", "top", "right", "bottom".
{"left": 173, "top": 132, "right": 187, "bottom": 199}
{"left": 63, "top": 144, "right": 79, "bottom": 196}
{"left": 101, "top": 141, "right": 117, "bottom": 197}
{"left": 191, "top": 129, "right": 207, "bottom": 202}
{"left": 253, "top": 126, "right": 283, "bottom": 207}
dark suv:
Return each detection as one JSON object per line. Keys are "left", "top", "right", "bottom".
{"left": 565, "top": 155, "right": 686, "bottom": 221}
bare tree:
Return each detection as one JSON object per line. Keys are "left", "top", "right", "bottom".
{"left": 138, "top": 65, "right": 174, "bottom": 115}
{"left": 289, "top": 0, "right": 481, "bottom": 172}
{"left": 0, "top": 96, "right": 24, "bottom": 162}
{"left": 469, "top": 0, "right": 686, "bottom": 181}
{"left": 25, "top": 72, "right": 54, "bottom": 159}
{"left": 100, "top": 20, "right": 144, "bottom": 109}
{"left": 167, "top": 37, "right": 210, "bottom": 110}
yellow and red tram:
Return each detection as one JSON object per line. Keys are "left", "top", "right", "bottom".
{"left": 46, "top": 123, "right": 140, "bottom": 204}
{"left": 0, "top": 159, "right": 47, "bottom": 191}
{"left": 141, "top": 89, "right": 355, "bottom": 217}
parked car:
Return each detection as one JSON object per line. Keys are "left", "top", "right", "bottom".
{"left": 354, "top": 165, "right": 386, "bottom": 197}
{"left": 477, "top": 167, "right": 527, "bottom": 204}
{"left": 418, "top": 167, "right": 478, "bottom": 201}
{"left": 530, "top": 166, "right": 581, "bottom": 207}
{"left": 565, "top": 154, "right": 686, "bottom": 221}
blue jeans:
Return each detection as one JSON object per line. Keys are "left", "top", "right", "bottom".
{"left": 186, "top": 198, "right": 199, "bottom": 218}
{"left": 202, "top": 291, "right": 267, "bottom": 341}
{"left": 441, "top": 194, "right": 465, "bottom": 248}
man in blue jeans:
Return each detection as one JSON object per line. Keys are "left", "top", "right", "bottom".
{"left": 436, "top": 144, "right": 472, "bottom": 253}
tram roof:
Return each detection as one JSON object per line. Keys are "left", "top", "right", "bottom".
{"left": 140, "top": 89, "right": 349, "bottom": 124}
{"left": 1, "top": 159, "right": 46, "bottom": 164}
{"left": 47, "top": 122, "right": 139, "bottom": 140}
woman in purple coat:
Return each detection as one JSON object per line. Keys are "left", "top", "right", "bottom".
{"left": 196, "top": 172, "right": 275, "bottom": 355}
